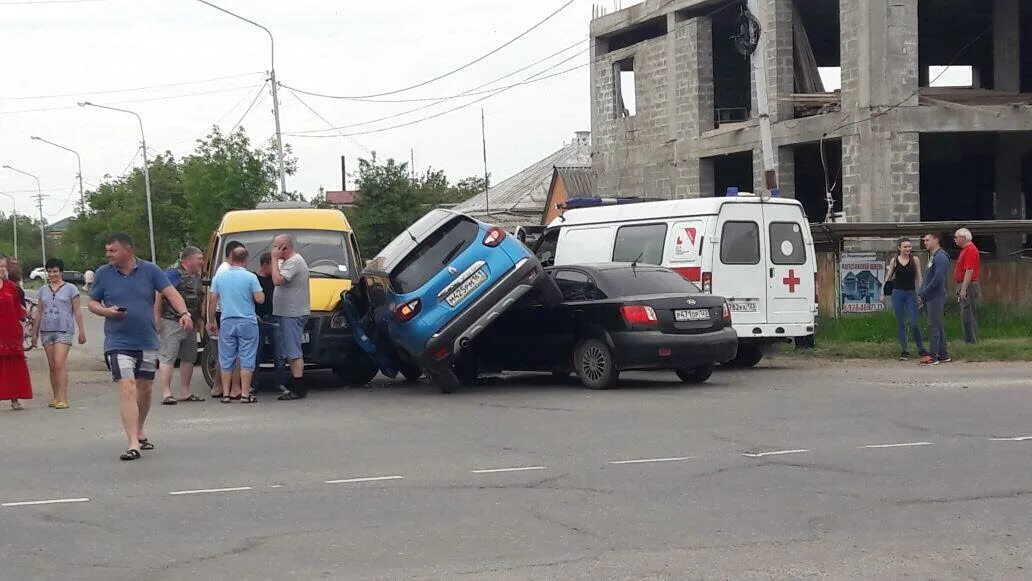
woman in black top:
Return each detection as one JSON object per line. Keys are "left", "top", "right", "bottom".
{"left": 885, "top": 238, "right": 926, "bottom": 360}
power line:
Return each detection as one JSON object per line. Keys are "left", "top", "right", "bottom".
{"left": 0, "top": 0, "right": 101, "bottom": 4}
{"left": 286, "top": 59, "right": 588, "bottom": 139}
{"left": 227, "top": 82, "right": 269, "bottom": 134}
{"left": 286, "top": 46, "right": 589, "bottom": 135}
{"left": 45, "top": 178, "right": 79, "bottom": 217}
{"left": 215, "top": 79, "right": 269, "bottom": 128}
{"left": 0, "top": 71, "right": 264, "bottom": 102}
{"left": 305, "top": 0, "right": 579, "bottom": 100}
{"left": 284, "top": 88, "right": 373, "bottom": 155}
{"left": 0, "top": 83, "right": 262, "bottom": 116}
{"left": 283, "top": 38, "right": 587, "bottom": 103}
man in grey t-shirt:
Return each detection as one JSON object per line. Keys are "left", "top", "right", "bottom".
{"left": 271, "top": 234, "right": 310, "bottom": 400}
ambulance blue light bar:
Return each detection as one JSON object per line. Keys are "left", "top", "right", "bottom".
{"left": 726, "top": 187, "right": 739, "bottom": 197}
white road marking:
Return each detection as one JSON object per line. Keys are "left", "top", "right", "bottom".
{"left": 472, "top": 466, "right": 547, "bottom": 474}
{"left": 2, "top": 497, "right": 90, "bottom": 507}
{"left": 741, "top": 449, "right": 810, "bottom": 458}
{"left": 168, "top": 486, "right": 253, "bottom": 496}
{"left": 609, "top": 457, "right": 693, "bottom": 465}
{"left": 324, "top": 475, "right": 404, "bottom": 484}
{"left": 990, "top": 436, "right": 1032, "bottom": 441}
{"left": 860, "top": 442, "right": 934, "bottom": 449}
{"left": 268, "top": 485, "right": 284, "bottom": 488}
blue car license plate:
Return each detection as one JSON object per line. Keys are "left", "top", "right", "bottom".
{"left": 446, "top": 268, "right": 487, "bottom": 307}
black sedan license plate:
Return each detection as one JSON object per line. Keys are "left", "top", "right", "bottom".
{"left": 674, "top": 308, "right": 710, "bottom": 322}
{"left": 446, "top": 268, "right": 487, "bottom": 307}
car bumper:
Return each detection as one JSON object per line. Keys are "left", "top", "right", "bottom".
{"left": 610, "top": 327, "right": 739, "bottom": 371}
{"left": 419, "top": 257, "right": 543, "bottom": 368}
{"left": 733, "top": 323, "right": 815, "bottom": 341}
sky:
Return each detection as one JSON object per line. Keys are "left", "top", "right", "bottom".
{"left": 0, "top": 0, "right": 596, "bottom": 222}
{"left": 0, "top": 0, "right": 970, "bottom": 225}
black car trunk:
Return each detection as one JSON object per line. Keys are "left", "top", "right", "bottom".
{"left": 622, "top": 293, "right": 727, "bottom": 334}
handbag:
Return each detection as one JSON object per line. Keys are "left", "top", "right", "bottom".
{"left": 883, "top": 280, "right": 894, "bottom": 296}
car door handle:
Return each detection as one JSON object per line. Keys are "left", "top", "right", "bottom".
{"left": 769, "top": 268, "right": 774, "bottom": 278}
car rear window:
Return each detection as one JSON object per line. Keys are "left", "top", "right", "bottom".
{"left": 390, "top": 216, "right": 480, "bottom": 294}
{"left": 599, "top": 268, "right": 702, "bottom": 297}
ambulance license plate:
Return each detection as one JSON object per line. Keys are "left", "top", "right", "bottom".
{"left": 446, "top": 268, "right": 487, "bottom": 307}
{"left": 674, "top": 309, "right": 710, "bottom": 322}
{"left": 730, "top": 301, "right": 758, "bottom": 313}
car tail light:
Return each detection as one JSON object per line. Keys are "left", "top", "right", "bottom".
{"left": 701, "top": 272, "right": 712, "bottom": 293}
{"left": 394, "top": 298, "right": 421, "bottom": 322}
{"left": 620, "top": 305, "right": 658, "bottom": 325}
{"left": 482, "top": 226, "right": 506, "bottom": 247}
{"left": 722, "top": 302, "right": 731, "bottom": 322}
{"left": 433, "top": 347, "right": 450, "bottom": 361}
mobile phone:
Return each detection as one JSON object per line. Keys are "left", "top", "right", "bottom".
{"left": 116, "top": 307, "right": 127, "bottom": 313}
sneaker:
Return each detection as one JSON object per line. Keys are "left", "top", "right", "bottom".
{"left": 940, "top": 357, "right": 952, "bottom": 363}
{"left": 931, "top": 359, "right": 942, "bottom": 365}
{"left": 919, "top": 355, "right": 936, "bottom": 365}
{"left": 899, "top": 352, "right": 910, "bottom": 361}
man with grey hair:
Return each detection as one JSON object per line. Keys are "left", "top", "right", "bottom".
{"left": 156, "top": 246, "right": 206, "bottom": 404}
{"left": 953, "top": 227, "right": 981, "bottom": 344}
{"left": 271, "top": 234, "right": 310, "bottom": 400}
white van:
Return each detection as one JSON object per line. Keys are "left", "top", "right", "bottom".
{"left": 534, "top": 194, "right": 817, "bottom": 367}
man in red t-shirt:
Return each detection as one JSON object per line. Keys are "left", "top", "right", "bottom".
{"left": 953, "top": 228, "right": 980, "bottom": 344}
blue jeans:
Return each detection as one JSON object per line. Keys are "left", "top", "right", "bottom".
{"left": 925, "top": 294, "right": 949, "bottom": 361}
{"left": 890, "top": 290, "right": 925, "bottom": 355}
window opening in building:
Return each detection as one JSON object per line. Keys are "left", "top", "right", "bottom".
{"left": 793, "top": 140, "right": 842, "bottom": 223}
{"left": 712, "top": 2, "right": 751, "bottom": 126}
{"left": 614, "top": 58, "right": 637, "bottom": 118}
{"left": 928, "top": 65, "right": 974, "bottom": 88}
{"left": 711, "top": 150, "right": 754, "bottom": 197}
{"left": 793, "top": 0, "right": 841, "bottom": 118}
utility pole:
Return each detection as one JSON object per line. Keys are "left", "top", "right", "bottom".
{"left": 195, "top": 0, "right": 287, "bottom": 197}
{"left": 2, "top": 165, "right": 46, "bottom": 264}
{"left": 746, "top": 0, "right": 778, "bottom": 192}
{"left": 30, "top": 136, "right": 84, "bottom": 213}
{"left": 410, "top": 148, "right": 415, "bottom": 182}
{"left": 481, "top": 109, "right": 490, "bottom": 215}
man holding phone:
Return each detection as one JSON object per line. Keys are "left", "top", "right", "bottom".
{"left": 89, "top": 232, "right": 193, "bottom": 461}
{"left": 270, "top": 234, "right": 310, "bottom": 400}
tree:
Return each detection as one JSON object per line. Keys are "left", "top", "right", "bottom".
{"left": 182, "top": 127, "right": 294, "bottom": 245}
{"left": 349, "top": 157, "right": 493, "bottom": 256}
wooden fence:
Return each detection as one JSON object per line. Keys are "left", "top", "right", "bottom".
{"left": 817, "top": 252, "right": 1032, "bottom": 316}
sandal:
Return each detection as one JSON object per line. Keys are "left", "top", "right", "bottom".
{"left": 230, "top": 395, "right": 242, "bottom": 401}
{"left": 120, "top": 449, "right": 141, "bottom": 461}
{"left": 138, "top": 439, "right": 155, "bottom": 451}
{"left": 240, "top": 395, "right": 258, "bottom": 404}
{"left": 161, "top": 395, "right": 178, "bottom": 405}
{"left": 11, "top": 401, "right": 23, "bottom": 411}
{"left": 277, "top": 391, "right": 302, "bottom": 401}
{"left": 54, "top": 401, "right": 70, "bottom": 410}
{"left": 177, "top": 394, "right": 205, "bottom": 402}
{"left": 48, "top": 399, "right": 57, "bottom": 408}
{"left": 221, "top": 396, "right": 232, "bottom": 404}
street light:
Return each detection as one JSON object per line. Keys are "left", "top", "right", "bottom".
{"left": 77, "top": 101, "right": 156, "bottom": 262}
{"left": 194, "top": 0, "right": 287, "bottom": 197}
{"left": 0, "top": 191, "right": 18, "bottom": 259}
{"left": 30, "top": 136, "right": 84, "bottom": 213}
{"left": 1, "top": 165, "right": 45, "bottom": 265}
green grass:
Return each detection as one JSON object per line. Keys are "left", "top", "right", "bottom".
{"left": 808, "top": 303, "right": 1032, "bottom": 362}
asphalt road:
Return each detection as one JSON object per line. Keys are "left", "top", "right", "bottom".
{"left": 2, "top": 317, "right": 1030, "bottom": 581}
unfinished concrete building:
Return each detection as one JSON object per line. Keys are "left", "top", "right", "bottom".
{"left": 589, "top": 0, "right": 1032, "bottom": 254}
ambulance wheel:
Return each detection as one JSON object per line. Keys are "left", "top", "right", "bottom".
{"left": 724, "top": 344, "right": 763, "bottom": 368}
{"left": 676, "top": 364, "right": 713, "bottom": 384}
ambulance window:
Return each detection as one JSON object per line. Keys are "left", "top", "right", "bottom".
{"left": 720, "top": 221, "right": 760, "bottom": 265}
{"left": 769, "top": 222, "right": 806, "bottom": 265}
{"left": 613, "top": 224, "right": 666, "bottom": 264}
{"left": 535, "top": 229, "right": 560, "bottom": 267}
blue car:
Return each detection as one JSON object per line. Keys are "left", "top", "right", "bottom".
{"left": 361, "top": 209, "right": 558, "bottom": 392}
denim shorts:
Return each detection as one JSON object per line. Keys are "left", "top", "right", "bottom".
{"left": 218, "top": 317, "right": 260, "bottom": 372}
{"left": 41, "top": 331, "right": 73, "bottom": 346}
{"left": 275, "top": 316, "right": 307, "bottom": 361}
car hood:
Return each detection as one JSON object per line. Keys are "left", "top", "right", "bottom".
{"left": 310, "top": 278, "right": 353, "bottom": 312}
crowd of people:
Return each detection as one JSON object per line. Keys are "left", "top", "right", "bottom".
{"left": 886, "top": 228, "right": 982, "bottom": 365}
{"left": 0, "top": 227, "right": 986, "bottom": 461}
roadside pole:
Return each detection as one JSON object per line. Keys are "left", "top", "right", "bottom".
{"left": 746, "top": 0, "right": 778, "bottom": 191}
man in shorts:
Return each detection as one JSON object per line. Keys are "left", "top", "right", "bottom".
{"left": 207, "top": 247, "right": 264, "bottom": 403}
{"left": 271, "top": 234, "right": 310, "bottom": 400}
{"left": 211, "top": 240, "right": 245, "bottom": 398}
{"left": 157, "top": 246, "right": 205, "bottom": 405}
{"left": 88, "top": 233, "right": 193, "bottom": 461}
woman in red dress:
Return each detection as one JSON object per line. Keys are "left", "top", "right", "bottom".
{"left": 0, "top": 256, "right": 32, "bottom": 410}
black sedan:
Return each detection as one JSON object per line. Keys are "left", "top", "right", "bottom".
{"left": 467, "top": 263, "right": 739, "bottom": 388}
{"left": 61, "top": 271, "right": 85, "bottom": 285}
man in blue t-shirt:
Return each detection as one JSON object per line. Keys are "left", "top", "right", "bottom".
{"left": 207, "top": 247, "right": 265, "bottom": 403}
{"left": 89, "top": 233, "right": 193, "bottom": 461}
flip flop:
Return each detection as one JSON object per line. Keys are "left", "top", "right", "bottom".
{"left": 161, "top": 396, "right": 178, "bottom": 405}
{"left": 240, "top": 395, "right": 258, "bottom": 404}
{"left": 177, "top": 394, "right": 205, "bottom": 402}
{"left": 138, "top": 439, "right": 155, "bottom": 451}
{"left": 221, "top": 396, "right": 232, "bottom": 404}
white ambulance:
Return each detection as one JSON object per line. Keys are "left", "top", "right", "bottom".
{"left": 533, "top": 193, "right": 817, "bottom": 367}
